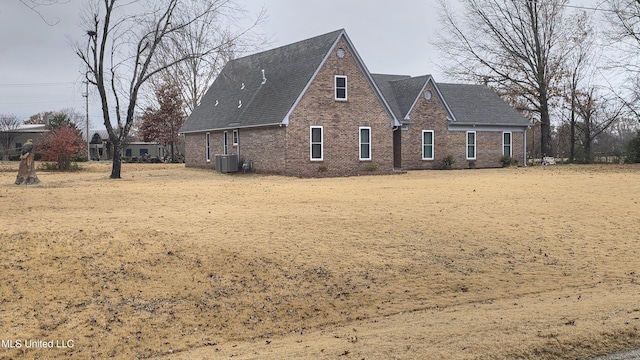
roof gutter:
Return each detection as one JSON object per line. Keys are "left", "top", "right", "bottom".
{"left": 179, "top": 122, "right": 284, "bottom": 135}
{"left": 447, "top": 123, "right": 530, "bottom": 132}
{"left": 450, "top": 122, "right": 532, "bottom": 127}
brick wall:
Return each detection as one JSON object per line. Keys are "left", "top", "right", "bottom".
{"left": 283, "top": 37, "right": 394, "bottom": 177}
{"left": 401, "top": 83, "right": 526, "bottom": 170}
{"left": 184, "top": 127, "right": 287, "bottom": 173}
{"left": 184, "top": 133, "right": 213, "bottom": 169}
{"left": 236, "top": 126, "right": 286, "bottom": 174}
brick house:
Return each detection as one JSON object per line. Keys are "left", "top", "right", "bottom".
{"left": 180, "top": 29, "right": 530, "bottom": 176}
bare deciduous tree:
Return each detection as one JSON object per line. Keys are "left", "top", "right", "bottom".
{"left": 435, "top": 0, "right": 575, "bottom": 157}
{"left": 604, "top": 0, "right": 640, "bottom": 121}
{"left": 561, "top": 11, "right": 596, "bottom": 163}
{"left": 74, "top": 0, "right": 255, "bottom": 178}
{"left": 573, "top": 88, "right": 625, "bottom": 162}
{"left": 151, "top": 3, "right": 267, "bottom": 113}
{"left": 26, "top": 109, "right": 86, "bottom": 134}
{"left": 18, "top": 0, "right": 69, "bottom": 25}
{"left": 0, "top": 114, "right": 21, "bottom": 161}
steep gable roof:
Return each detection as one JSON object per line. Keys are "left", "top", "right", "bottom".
{"left": 371, "top": 74, "right": 410, "bottom": 120}
{"left": 373, "top": 74, "right": 454, "bottom": 123}
{"left": 181, "top": 30, "right": 343, "bottom": 133}
{"left": 374, "top": 74, "right": 530, "bottom": 128}
{"left": 438, "top": 83, "right": 531, "bottom": 127}
{"left": 181, "top": 29, "right": 397, "bottom": 133}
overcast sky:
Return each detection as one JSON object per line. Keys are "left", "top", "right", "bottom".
{"left": 0, "top": 0, "right": 600, "bottom": 127}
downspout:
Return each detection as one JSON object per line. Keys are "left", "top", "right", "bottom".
{"left": 237, "top": 130, "right": 240, "bottom": 168}
{"left": 523, "top": 129, "right": 528, "bottom": 167}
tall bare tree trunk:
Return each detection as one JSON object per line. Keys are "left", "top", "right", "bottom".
{"left": 540, "top": 93, "right": 553, "bottom": 157}
{"left": 110, "top": 141, "right": 122, "bottom": 179}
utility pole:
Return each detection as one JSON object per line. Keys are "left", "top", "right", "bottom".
{"left": 84, "top": 79, "right": 90, "bottom": 160}
{"left": 85, "top": 29, "right": 97, "bottom": 161}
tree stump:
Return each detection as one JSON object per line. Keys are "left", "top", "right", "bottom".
{"left": 15, "top": 139, "right": 40, "bottom": 185}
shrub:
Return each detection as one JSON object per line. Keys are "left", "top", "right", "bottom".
{"left": 625, "top": 131, "right": 640, "bottom": 164}
{"left": 363, "top": 163, "right": 379, "bottom": 172}
{"left": 499, "top": 156, "right": 518, "bottom": 167}
{"left": 440, "top": 155, "right": 456, "bottom": 169}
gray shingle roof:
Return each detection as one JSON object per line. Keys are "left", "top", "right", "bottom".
{"left": 180, "top": 29, "right": 344, "bottom": 133}
{"left": 371, "top": 74, "right": 410, "bottom": 120}
{"left": 182, "top": 30, "right": 530, "bottom": 134}
{"left": 374, "top": 74, "right": 530, "bottom": 128}
{"left": 437, "top": 83, "right": 531, "bottom": 127}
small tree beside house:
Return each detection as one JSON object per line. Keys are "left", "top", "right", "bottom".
{"left": 140, "top": 81, "right": 186, "bottom": 162}
{"left": 37, "top": 126, "right": 86, "bottom": 170}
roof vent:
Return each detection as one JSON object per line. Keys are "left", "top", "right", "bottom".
{"left": 238, "top": 100, "right": 242, "bottom": 108}
{"left": 214, "top": 100, "right": 219, "bottom": 107}
{"left": 261, "top": 69, "right": 267, "bottom": 84}
{"left": 241, "top": 82, "right": 245, "bottom": 90}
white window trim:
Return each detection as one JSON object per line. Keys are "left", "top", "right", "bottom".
{"left": 422, "top": 130, "right": 434, "bottom": 160}
{"left": 310, "top": 126, "right": 323, "bottom": 161}
{"left": 503, "top": 131, "right": 512, "bottom": 157}
{"left": 233, "top": 129, "right": 239, "bottom": 146}
{"left": 335, "top": 75, "right": 347, "bottom": 101}
{"left": 223, "top": 131, "right": 228, "bottom": 155}
{"left": 466, "top": 131, "right": 476, "bottom": 160}
{"left": 359, "top": 126, "right": 372, "bottom": 161}
{"left": 205, "top": 132, "right": 211, "bottom": 162}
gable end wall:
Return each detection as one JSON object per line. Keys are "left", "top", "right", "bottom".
{"left": 402, "top": 84, "right": 525, "bottom": 169}
{"left": 283, "top": 37, "right": 394, "bottom": 177}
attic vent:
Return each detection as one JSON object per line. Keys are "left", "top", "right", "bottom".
{"left": 337, "top": 48, "right": 345, "bottom": 58}
{"left": 238, "top": 100, "right": 242, "bottom": 108}
{"left": 261, "top": 69, "right": 267, "bottom": 84}
{"left": 241, "top": 82, "right": 245, "bottom": 90}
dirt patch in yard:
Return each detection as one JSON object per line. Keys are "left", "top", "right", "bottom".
{"left": 0, "top": 162, "right": 639, "bottom": 359}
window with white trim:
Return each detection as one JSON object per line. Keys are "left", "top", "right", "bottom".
{"left": 233, "top": 129, "right": 239, "bottom": 145}
{"left": 359, "top": 127, "right": 371, "bottom": 160}
{"left": 466, "top": 131, "right": 476, "bottom": 160}
{"left": 310, "top": 126, "right": 323, "bottom": 161}
{"left": 335, "top": 76, "right": 347, "bottom": 100}
{"left": 503, "top": 132, "right": 512, "bottom": 157}
{"left": 205, "top": 132, "right": 211, "bottom": 162}
{"left": 223, "top": 131, "right": 228, "bottom": 155}
{"left": 422, "top": 130, "right": 434, "bottom": 160}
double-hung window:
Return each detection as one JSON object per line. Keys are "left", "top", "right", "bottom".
{"left": 205, "top": 132, "right": 211, "bottom": 162}
{"left": 233, "top": 129, "right": 239, "bottom": 146}
{"left": 466, "top": 131, "right": 476, "bottom": 160}
{"left": 335, "top": 76, "right": 347, "bottom": 100}
{"left": 422, "top": 130, "right": 434, "bottom": 160}
{"left": 503, "top": 132, "right": 512, "bottom": 157}
{"left": 359, "top": 127, "right": 371, "bottom": 160}
{"left": 310, "top": 126, "right": 323, "bottom": 161}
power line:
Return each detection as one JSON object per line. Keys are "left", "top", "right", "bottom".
{"left": 0, "top": 82, "right": 75, "bottom": 87}
{"left": 561, "top": 2, "right": 634, "bottom": 14}
{"left": 561, "top": 4, "right": 607, "bottom": 12}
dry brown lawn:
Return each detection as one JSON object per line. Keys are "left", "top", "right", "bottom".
{"left": 0, "top": 162, "right": 639, "bottom": 360}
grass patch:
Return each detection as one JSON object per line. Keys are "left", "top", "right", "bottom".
{"left": 1, "top": 163, "right": 639, "bottom": 359}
